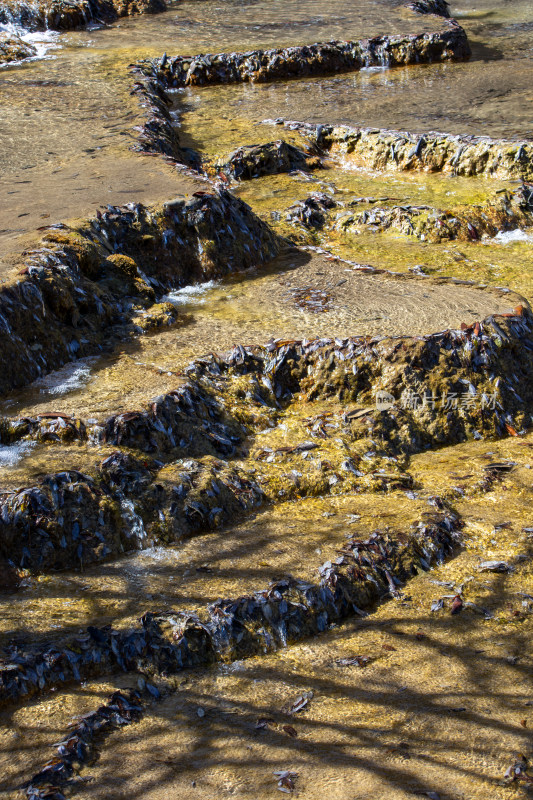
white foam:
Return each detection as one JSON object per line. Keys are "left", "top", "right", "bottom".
{"left": 0, "top": 441, "right": 35, "bottom": 467}
{"left": 120, "top": 499, "right": 147, "bottom": 546}
{"left": 32, "top": 357, "right": 98, "bottom": 396}
{"left": 0, "top": 22, "right": 59, "bottom": 66}
{"left": 360, "top": 65, "right": 389, "bottom": 73}
{"left": 163, "top": 280, "right": 219, "bottom": 306}
{"left": 493, "top": 229, "right": 533, "bottom": 244}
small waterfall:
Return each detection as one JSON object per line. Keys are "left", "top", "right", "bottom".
{"left": 120, "top": 499, "right": 148, "bottom": 549}
{"left": 0, "top": 2, "right": 60, "bottom": 64}
{"left": 376, "top": 43, "right": 391, "bottom": 68}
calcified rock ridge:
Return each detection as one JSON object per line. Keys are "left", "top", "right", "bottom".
{"left": 152, "top": 24, "right": 469, "bottom": 87}
{"left": 0, "top": 302, "right": 531, "bottom": 572}
{"left": 0, "top": 191, "right": 282, "bottom": 396}
{"left": 2, "top": 508, "right": 461, "bottom": 707}
{"left": 272, "top": 120, "right": 533, "bottom": 180}
{"left": 0, "top": 0, "right": 164, "bottom": 32}
{"left": 132, "top": 22, "right": 470, "bottom": 161}
{"left": 20, "top": 510, "right": 460, "bottom": 798}
{"left": 283, "top": 183, "right": 533, "bottom": 243}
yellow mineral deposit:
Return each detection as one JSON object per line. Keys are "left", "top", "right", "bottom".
{"left": 0, "top": 0, "right": 532, "bottom": 797}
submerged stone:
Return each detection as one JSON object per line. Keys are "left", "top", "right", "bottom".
{"left": 0, "top": 35, "right": 36, "bottom": 64}
{"left": 216, "top": 140, "right": 322, "bottom": 181}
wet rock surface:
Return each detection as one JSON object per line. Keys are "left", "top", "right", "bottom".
{"left": 408, "top": 0, "right": 450, "bottom": 16}
{"left": 0, "top": 0, "right": 165, "bottom": 32}
{"left": 285, "top": 193, "right": 338, "bottom": 229}
{"left": 0, "top": 191, "right": 282, "bottom": 396}
{"left": 275, "top": 120, "right": 533, "bottom": 180}
{"left": 0, "top": 444, "right": 265, "bottom": 573}
{"left": 144, "top": 24, "right": 470, "bottom": 89}
{"left": 287, "top": 183, "right": 533, "bottom": 243}
{"left": 216, "top": 141, "right": 322, "bottom": 181}
{"left": 0, "top": 34, "right": 36, "bottom": 64}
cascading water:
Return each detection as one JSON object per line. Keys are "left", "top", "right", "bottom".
{"left": 0, "top": 16, "right": 59, "bottom": 65}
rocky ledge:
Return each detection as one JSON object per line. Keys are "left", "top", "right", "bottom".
{"left": 145, "top": 24, "right": 470, "bottom": 89}
{"left": 408, "top": 0, "right": 450, "bottom": 16}
{"left": 0, "top": 0, "right": 166, "bottom": 31}
{"left": 0, "top": 191, "right": 283, "bottom": 397}
{"left": 285, "top": 183, "right": 533, "bottom": 243}
{"left": 0, "top": 34, "right": 36, "bottom": 64}
{"left": 0, "top": 302, "right": 530, "bottom": 577}
{"left": 276, "top": 121, "right": 533, "bottom": 180}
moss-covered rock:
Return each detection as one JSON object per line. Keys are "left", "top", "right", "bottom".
{"left": 0, "top": 35, "right": 36, "bottom": 65}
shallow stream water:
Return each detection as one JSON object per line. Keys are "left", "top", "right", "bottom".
{"left": 1, "top": 0, "right": 533, "bottom": 262}
{"left": 1, "top": 0, "right": 533, "bottom": 797}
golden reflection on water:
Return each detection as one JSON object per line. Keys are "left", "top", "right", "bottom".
{"left": 0, "top": 249, "right": 515, "bottom": 424}
{"left": 1, "top": 432, "right": 531, "bottom": 798}
{"left": 1, "top": 0, "right": 533, "bottom": 794}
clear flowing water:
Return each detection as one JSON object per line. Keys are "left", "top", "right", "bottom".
{"left": 0, "top": 249, "right": 515, "bottom": 424}
{"left": 1, "top": 1, "right": 533, "bottom": 796}
{"left": 0, "top": 0, "right": 431, "bottom": 263}
{"left": 1, "top": 0, "right": 533, "bottom": 265}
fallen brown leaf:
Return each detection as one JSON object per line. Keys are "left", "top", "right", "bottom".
{"left": 282, "top": 725, "right": 298, "bottom": 737}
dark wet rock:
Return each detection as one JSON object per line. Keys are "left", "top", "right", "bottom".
{"left": 102, "top": 382, "right": 244, "bottom": 457}
{"left": 144, "top": 24, "right": 470, "bottom": 89}
{"left": 130, "top": 69, "right": 191, "bottom": 163}
{"left": 141, "top": 456, "right": 264, "bottom": 543}
{"left": 2, "top": 304, "right": 532, "bottom": 574}
{"left": 285, "top": 122, "right": 533, "bottom": 180}
{"left": 204, "top": 510, "right": 460, "bottom": 661}
{"left": 1, "top": 506, "right": 460, "bottom": 714}
{"left": 220, "top": 306, "right": 533, "bottom": 448}
{"left": 0, "top": 471, "right": 127, "bottom": 572}
{"left": 286, "top": 193, "right": 338, "bottom": 229}
{"left": 0, "top": 0, "right": 166, "bottom": 33}
{"left": 35, "top": 414, "right": 87, "bottom": 444}
{"left": 0, "top": 433, "right": 264, "bottom": 572}
{"left": 0, "top": 560, "right": 22, "bottom": 592}
{"left": 0, "top": 35, "right": 36, "bottom": 64}
{"left": 102, "top": 253, "right": 156, "bottom": 301}
{"left": 0, "top": 413, "right": 87, "bottom": 447}
{"left": 216, "top": 141, "right": 322, "bottom": 181}
{"left": 0, "top": 191, "right": 283, "bottom": 397}
{"left": 23, "top": 686, "right": 148, "bottom": 799}
{"left": 408, "top": 0, "right": 450, "bottom": 17}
